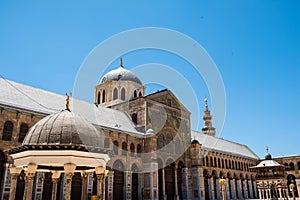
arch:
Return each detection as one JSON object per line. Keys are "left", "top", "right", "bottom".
{"left": 133, "top": 90, "right": 137, "bottom": 98}
{"left": 139, "top": 91, "right": 142, "bottom": 97}
{"left": 289, "top": 162, "right": 295, "bottom": 170}
{"left": 122, "top": 142, "right": 127, "bottom": 155}
{"left": 121, "top": 88, "right": 125, "bottom": 100}
{"left": 131, "top": 164, "right": 138, "bottom": 200}
{"left": 18, "top": 123, "right": 28, "bottom": 143}
{"left": 157, "top": 135, "right": 164, "bottom": 151}
{"left": 177, "top": 161, "right": 184, "bottom": 199}
{"left": 2, "top": 121, "right": 13, "bottom": 141}
{"left": 287, "top": 174, "right": 299, "bottom": 198}
{"left": 131, "top": 113, "right": 137, "bottom": 124}
{"left": 113, "top": 160, "right": 125, "bottom": 200}
{"left": 221, "top": 158, "right": 224, "bottom": 168}
{"left": 214, "top": 157, "right": 217, "bottom": 167}
{"left": 97, "top": 91, "right": 101, "bottom": 104}
{"left": 165, "top": 159, "right": 175, "bottom": 200}
{"left": 113, "top": 140, "right": 118, "bottom": 155}
{"left": 203, "top": 169, "right": 210, "bottom": 200}
{"left": 102, "top": 90, "right": 106, "bottom": 103}
{"left": 217, "top": 158, "right": 220, "bottom": 168}
{"left": 15, "top": 170, "right": 25, "bottom": 199}
{"left": 219, "top": 171, "right": 224, "bottom": 178}
{"left": 212, "top": 170, "right": 218, "bottom": 199}
{"left": 113, "top": 88, "right": 118, "bottom": 100}
{"left": 130, "top": 143, "right": 135, "bottom": 156}
{"left": 137, "top": 144, "right": 142, "bottom": 157}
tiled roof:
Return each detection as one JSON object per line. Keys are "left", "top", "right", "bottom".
{"left": 192, "top": 130, "right": 259, "bottom": 160}
{"left": 0, "top": 78, "right": 140, "bottom": 134}
{"left": 252, "top": 159, "right": 283, "bottom": 168}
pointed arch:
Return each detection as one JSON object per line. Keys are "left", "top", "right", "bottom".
{"left": 102, "top": 90, "right": 106, "bottom": 103}
{"left": 97, "top": 91, "right": 101, "bottom": 104}
{"left": 133, "top": 90, "right": 137, "bottom": 98}
{"left": 121, "top": 88, "right": 125, "bottom": 100}
{"left": 113, "top": 88, "right": 118, "bottom": 100}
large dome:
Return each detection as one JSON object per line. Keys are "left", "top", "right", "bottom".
{"left": 100, "top": 67, "right": 142, "bottom": 85}
{"left": 23, "top": 110, "right": 101, "bottom": 148}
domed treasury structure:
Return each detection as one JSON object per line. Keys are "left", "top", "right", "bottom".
{"left": 8, "top": 102, "right": 110, "bottom": 200}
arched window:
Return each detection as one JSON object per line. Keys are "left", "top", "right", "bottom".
{"left": 131, "top": 113, "right": 137, "bottom": 124}
{"left": 2, "top": 121, "right": 13, "bottom": 141}
{"left": 297, "top": 161, "right": 300, "bottom": 170}
{"left": 205, "top": 156, "right": 209, "bottom": 167}
{"left": 122, "top": 142, "right": 127, "bottom": 155}
{"left": 104, "top": 138, "right": 110, "bottom": 148}
{"left": 137, "top": 144, "right": 142, "bottom": 157}
{"left": 102, "top": 90, "right": 106, "bottom": 103}
{"left": 113, "top": 141, "right": 118, "bottom": 155}
{"left": 113, "top": 88, "right": 118, "bottom": 100}
{"left": 18, "top": 123, "right": 28, "bottom": 143}
{"left": 121, "top": 88, "right": 125, "bottom": 100}
{"left": 97, "top": 91, "right": 101, "bottom": 104}
{"left": 214, "top": 157, "right": 217, "bottom": 167}
{"left": 133, "top": 90, "right": 137, "bottom": 98}
{"left": 130, "top": 143, "right": 135, "bottom": 156}
{"left": 139, "top": 91, "right": 142, "bottom": 97}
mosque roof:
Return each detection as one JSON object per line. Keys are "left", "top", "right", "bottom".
{"left": 0, "top": 78, "right": 140, "bottom": 134}
{"left": 191, "top": 130, "right": 259, "bottom": 160}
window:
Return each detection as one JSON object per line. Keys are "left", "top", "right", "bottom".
{"left": 113, "top": 88, "right": 118, "bottom": 100}
{"left": 289, "top": 162, "right": 295, "bottom": 170}
{"left": 97, "top": 91, "right": 101, "bottom": 104}
{"left": 157, "top": 135, "right": 163, "bottom": 150}
{"left": 113, "top": 141, "right": 118, "bottom": 155}
{"left": 130, "top": 143, "right": 135, "bottom": 156}
{"left": 2, "top": 121, "right": 13, "bottom": 141}
{"left": 121, "top": 88, "right": 125, "bottom": 100}
{"left": 122, "top": 142, "right": 127, "bottom": 155}
{"left": 133, "top": 90, "right": 137, "bottom": 98}
{"left": 18, "top": 123, "right": 28, "bottom": 143}
{"left": 131, "top": 113, "right": 137, "bottom": 124}
{"left": 104, "top": 138, "right": 110, "bottom": 148}
{"left": 102, "top": 90, "right": 106, "bottom": 103}
{"left": 137, "top": 144, "right": 142, "bottom": 157}
{"left": 139, "top": 91, "right": 142, "bottom": 97}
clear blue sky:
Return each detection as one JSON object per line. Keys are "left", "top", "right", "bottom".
{"left": 0, "top": 0, "right": 299, "bottom": 158}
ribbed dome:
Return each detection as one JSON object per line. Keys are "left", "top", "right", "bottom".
{"left": 100, "top": 67, "right": 142, "bottom": 85}
{"left": 23, "top": 110, "right": 101, "bottom": 147}
{"left": 191, "top": 139, "right": 200, "bottom": 144}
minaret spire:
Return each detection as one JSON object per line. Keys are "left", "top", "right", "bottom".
{"left": 120, "top": 57, "right": 123, "bottom": 68}
{"left": 202, "top": 98, "right": 216, "bottom": 136}
{"left": 65, "top": 92, "right": 72, "bottom": 111}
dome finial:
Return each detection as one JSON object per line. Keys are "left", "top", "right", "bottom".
{"left": 120, "top": 57, "right": 123, "bottom": 68}
{"left": 266, "top": 146, "right": 269, "bottom": 153}
{"left": 204, "top": 97, "right": 208, "bottom": 110}
{"left": 65, "top": 92, "right": 72, "bottom": 111}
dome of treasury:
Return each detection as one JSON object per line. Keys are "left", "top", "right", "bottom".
{"left": 23, "top": 110, "right": 101, "bottom": 148}
{"left": 100, "top": 60, "right": 142, "bottom": 85}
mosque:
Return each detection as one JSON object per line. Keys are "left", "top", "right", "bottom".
{"left": 0, "top": 59, "right": 299, "bottom": 200}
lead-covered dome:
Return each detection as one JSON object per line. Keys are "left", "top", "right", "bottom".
{"left": 23, "top": 110, "right": 101, "bottom": 148}
{"left": 100, "top": 67, "right": 142, "bottom": 85}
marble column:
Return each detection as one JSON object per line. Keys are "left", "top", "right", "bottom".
{"left": 8, "top": 167, "right": 22, "bottom": 200}
{"left": 225, "top": 178, "right": 230, "bottom": 200}
{"left": 81, "top": 171, "right": 88, "bottom": 200}
{"left": 107, "top": 170, "right": 114, "bottom": 200}
{"left": 25, "top": 163, "right": 37, "bottom": 200}
{"left": 51, "top": 171, "right": 61, "bottom": 200}
{"left": 125, "top": 171, "right": 132, "bottom": 200}
{"left": 278, "top": 188, "right": 282, "bottom": 200}
{"left": 230, "top": 179, "right": 236, "bottom": 200}
{"left": 63, "top": 163, "right": 76, "bottom": 200}
{"left": 102, "top": 170, "right": 108, "bottom": 200}
{"left": 174, "top": 167, "right": 179, "bottom": 200}
{"left": 162, "top": 168, "right": 166, "bottom": 200}
{"left": 97, "top": 174, "right": 104, "bottom": 200}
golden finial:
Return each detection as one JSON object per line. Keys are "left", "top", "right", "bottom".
{"left": 120, "top": 57, "right": 123, "bottom": 68}
{"left": 66, "top": 92, "right": 72, "bottom": 111}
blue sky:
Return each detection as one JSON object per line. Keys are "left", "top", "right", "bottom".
{"left": 0, "top": 0, "right": 299, "bottom": 158}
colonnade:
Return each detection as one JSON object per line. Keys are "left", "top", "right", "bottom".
{"left": 8, "top": 163, "right": 108, "bottom": 200}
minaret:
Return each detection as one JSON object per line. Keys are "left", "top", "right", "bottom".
{"left": 202, "top": 98, "right": 216, "bottom": 136}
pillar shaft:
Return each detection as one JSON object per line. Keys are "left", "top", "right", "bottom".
{"left": 97, "top": 174, "right": 104, "bottom": 200}
{"left": 81, "top": 172, "right": 88, "bottom": 200}
{"left": 25, "top": 173, "right": 36, "bottom": 200}
{"left": 162, "top": 168, "right": 166, "bottom": 199}
{"left": 64, "top": 173, "right": 74, "bottom": 200}
{"left": 8, "top": 173, "right": 19, "bottom": 200}
{"left": 51, "top": 178, "right": 59, "bottom": 200}
{"left": 174, "top": 167, "right": 179, "bottom": 200}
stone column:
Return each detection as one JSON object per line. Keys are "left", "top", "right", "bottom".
{"left": 225, "top": 178, "right": 230, "bottom": 200}
{"left": 81, "top": 171, "right": 88, "bottom": 200}
{"left": 230, "top": 179, "right": 235, "bottom": 200}
{"left": 51, "top": 171, "right": 61, "bottom": 200}
{"left": 64, "top": 163, "right": 76, "bottom": 200}
{"left": 107, "top": 170, "right": 114, "bottom": 200}
{"left": 102, "top": 170, "right": 108, "bottom": 200}
{"left": 209, "top": 178, "right": 214, "bottom": 200}
{"left": 162, "top": 168, "right": 166, "bottom": 200}
{"left": 25, "top": 163, "right": 37, "bottom": 200}
{"left": 278, "top": 188, "right": 282, "bottom": 200}
{"left": 95, "top": 166, "right": 106, "bottom": 200}
{"left": 125, "top": 171, "right": 132, "bottom": 200}
{"left": 174, "top": 167, "right": 179, "bottom": 200}
{"left": 8, "top": 167, "right": 22, "bottom": 200}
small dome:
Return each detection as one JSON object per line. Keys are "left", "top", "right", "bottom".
{"left": 100, "top": 67, "right": 142, "bottom": 85}
{"left": 23, "top": 110, "right": 101, "bottom": 147}
{"left": 191, "top": 139, "right": 200, "bottom": 144}
{"left": 265, "top": 152, "right": 272, "bottom": 160}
